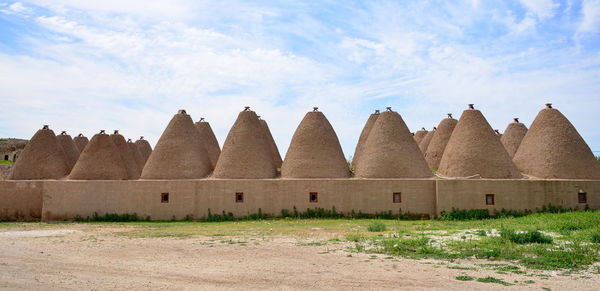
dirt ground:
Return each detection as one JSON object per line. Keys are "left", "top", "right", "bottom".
{"left": 0, "top": 224, "right": 598, "bottom": 290}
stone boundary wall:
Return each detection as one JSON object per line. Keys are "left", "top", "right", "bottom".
{"left": 0, "top": 179, "right": 598, "bottom": 221}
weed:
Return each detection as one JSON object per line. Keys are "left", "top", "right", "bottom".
{"left": 367, "top": 221, "right": 387, "bottom": 232}
{"left": 455, "top": 275, "right": 474, "bottom": 281}
{"left": 500, "top": 229, "right": 553, "bottom": 244}
{"left": 476, "top": 276, "right": 512, "bottom": 286}
{"left": 590, "top": 232, "right": 600, "bottom": 243}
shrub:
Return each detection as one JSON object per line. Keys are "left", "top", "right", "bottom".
{"left": 367, "top": 221, "right": 387, "bottom": 232}
{"left": 439, "top": 209, "right": 489, "bottom": 220}
{"left": 591, "top": 232, "right": 600, "bottom": 243}
{"left": 500, "top": 229, "right": 553, "bottom": 244}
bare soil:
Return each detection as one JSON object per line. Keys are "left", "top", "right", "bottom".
{"left": 0, "top": 224, "right": 598, "bottom": 290}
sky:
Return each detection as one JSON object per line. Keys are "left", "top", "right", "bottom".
{"left": 1, "top": 0, "right": 600, "bottom": 157}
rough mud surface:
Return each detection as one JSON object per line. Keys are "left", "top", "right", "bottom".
{"left": 1, "top": 224, "right": 597, "bottom": 290}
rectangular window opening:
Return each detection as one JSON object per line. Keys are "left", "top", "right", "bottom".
{"left": 578, "top": 192, "right": 587, "bottom": 204}
{"left": 235, "top": 192, "right": 244, "bottom": 203}
{"left": 393, "top": 192, "right": 402, "bottom": 203}
{"left": 161, "top": 192, "right": 169, "bottom": 203}
{"left": 309, "top": 192, "right": 318, "bottom": 203}
{"left": 485, "top": 194, "right": 495, "bottom": 205}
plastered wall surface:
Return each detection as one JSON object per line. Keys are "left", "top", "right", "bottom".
{"left": 1, "top": 179, "right": 598, "bottom": 221}
{"left": 0, "top": 180, "right": 44, "bottom": 220}
{"left": 436, "top": 179, "right": 599, "bottom": 215}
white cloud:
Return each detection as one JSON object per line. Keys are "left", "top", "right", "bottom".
{"left": 1, "top": 2, "right": 30, "bottom": 15}
{"left": 577, "top": 0, "right": 600, "bottom": 36}
{"left": 520, "top": 0, "right": 559, "bottom": 19}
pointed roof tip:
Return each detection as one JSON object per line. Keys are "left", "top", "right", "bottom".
{"left": 501, "top": 118, "right": 528, "bottom": 158}
{"left": 141, "top": 110, "right": 211, "bottom": 179}
{"left": 110, "top": 133, "right": 141, "bottom": 180}
{"left": 447, "top": 113, "right": 453, "bottom": 119}
{"left": 60, "top": 131, "right": 67, "bottom": 135}
{"left": 312, "top": 106, "right": 319, "bottom": 112}
{"left": 437, "top": 108, "right": 522, "bottom": 179}
{"left": 99, "top": 130, "right": 106, "bottom": 134}
{"left": 513, "top": 106, "right": 600, "bottom": 179}
{"left": 127, "top": 138, "right": 133, "bottom": 143}
{"left": 113, "top": 130, "right": 119, "bottom": 134}
{"left": 42, "top": 125, "right": 50, "bottom": 130}
{"left": 259, "top": 118, "right": 283, "bottom": 169}
{"left": 353, "top": 110, "right": 382, "bottom": 169}
{"left": 468, "top": 104, "right": 475, "bottom": 109}
{"left": 199, "top": 117, "right": 205, "bottom": 122}
{"left": 424, "top": 116, "right": 459, "bottom": 170}
{"left": 77, "top": 133, "right": 84, "bottom": 137}
{"left": 139, "top": 136, "right": 144, "bottom": 140}
{"left": 385, "top": 106, "right": 392, "bottom": 111}
{"left": 9, "top": 127, "right": 70, "bottom": 180}
{"left": 282, "top": 110, "right": 349, "bottom": 178}
{"left": 244, "top": 106, "right": 251, "bottom": 111}
{"left": 355, "top": 110, "right": 432, "bottom": 178}
{"left": 69, "top": 132, "right": 129, "bottom": 180}
{"left": 213, "top": 109, "right": 276, "bottom": 178}
{"left": 194, "top": 117, "right": 221, "bottom": 169}
{"left": 178, "top": 109, "right": 187, "bottom": 114}
{"left": 545, "top": 103, "right": 553, "bottom": 109}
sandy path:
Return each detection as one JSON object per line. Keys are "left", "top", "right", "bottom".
{"left": 0, "top": 225, "right": 597, "bottom": 290}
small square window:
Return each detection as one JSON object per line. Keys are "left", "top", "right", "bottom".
{"left": 161, "top": 192, "right": 169, "bottom": 203}
{"left": 578, "top": 192, "right": 587, "bottom": 204}
{"left": 393, "top": 192, "right": 401, "bottom": 203}
{"left": 309, "top": 192, "right": 318, "bottom": 203}
{"left": 485, "top": 194, "right": 495, "bottom": 205}
{"left": 235, "top": 192, "right": 244, "bottom": 203}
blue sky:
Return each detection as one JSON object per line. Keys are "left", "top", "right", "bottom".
{"left": 1, "top": 0, "right": 599, "bottom": 157}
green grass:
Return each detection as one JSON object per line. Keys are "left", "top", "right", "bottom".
{"left": 2, "top": 210, "right": 599, "bottom": 271}
{"left": 455, "top": 275, "right": 474, "bottom": 281}
{"left": 367, "top": 221, "right": 387, "bottom": 232}
{"left": 500, "top": 229, "right": 553, "bottom": 244}
{"left": 0, "top": 160, "right": 14, "bottom": 165}
{"left": 476, "top": 276, "right": 512, "bottom": 286}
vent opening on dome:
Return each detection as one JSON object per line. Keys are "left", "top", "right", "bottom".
{"left": 578, "top": 192, "right": 587, "bottom": 204}
{"left": 309, "top": 192, "right": 318, "bottom": 203}
{"left": 393, "top": 192, "right": 401, "bottom": 203}
{"left": 235, "top": 192, "right": 244, "bottom": 203}
{"left": 161, "top": 193, "right": 169, "bottom": 203}
{"left": 485, "top": 194, "right": 495, "bottom": 205}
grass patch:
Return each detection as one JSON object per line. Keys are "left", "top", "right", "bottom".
{"left": 590, "top": 232, "right": 600, "bottom": 243}
{"left": 500, "top": 229, "right": 553, "bottom": 244}
{"left": 455, "top": 275, "right": 474, "bottom": 281}
{"left": 367, "top": 221, "right": 387, "bottom": 232}
{"left": 0, "top": 160, "right": 14, "bottom": 165}
{"left": 476, "top": 276, "right": 512, "bottom": 286}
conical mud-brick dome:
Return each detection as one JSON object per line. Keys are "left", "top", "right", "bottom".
{"left": 500, "top": 118, "right": 528, "bottom": 158}
{"left": 424, "top": 114, "right": 458, "bottom": 170}
{"left": 73, "top": 133, "right": 89, "bottom": 154}
{"left": 56, "top": 131, "right": 80, "bottom": 171}
{"left": 110, "top": 130, "right": 141, "bottom": 179}
{"left": 135, "top": 137, "right": 152, "bottom": 163}
{"left": 194, "top": 118, "right": 221, "bottom": 169}
{"left": 127, "top": 138, "right": 146, "bottom": 171}
{"left": 352, "top": 110, "right": 380, "bottom": 170}
{"left": 259, "top": 117, "right": 283, "bottom": 169}
{"left": 69, "top": 130, "right": 129, "bottom": 180}
{"left": 213, "top": 107, "right": 277, "bottom": 179}
{"left": 355, "top": 108, "right": 433, "bottom": 178}
{"left": 281, "top": 107, "right": 350, "bottom": 178}
{"left": 9, "top": 125, "right": 70, "bottom": 180}
{"left": 419, "top": 127, "right": 436, "bottom": 153}
{"left": 413, "top": 127, "right": 428, "bottom": 145}
{"left": 141, "top": 110, "right": 212, "bottom": 179}
{"left": 437, "top": 104, "right": 522, "bottom": 179}
{"left": 513, "top": 104, "right": 600, "bottom": 179}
